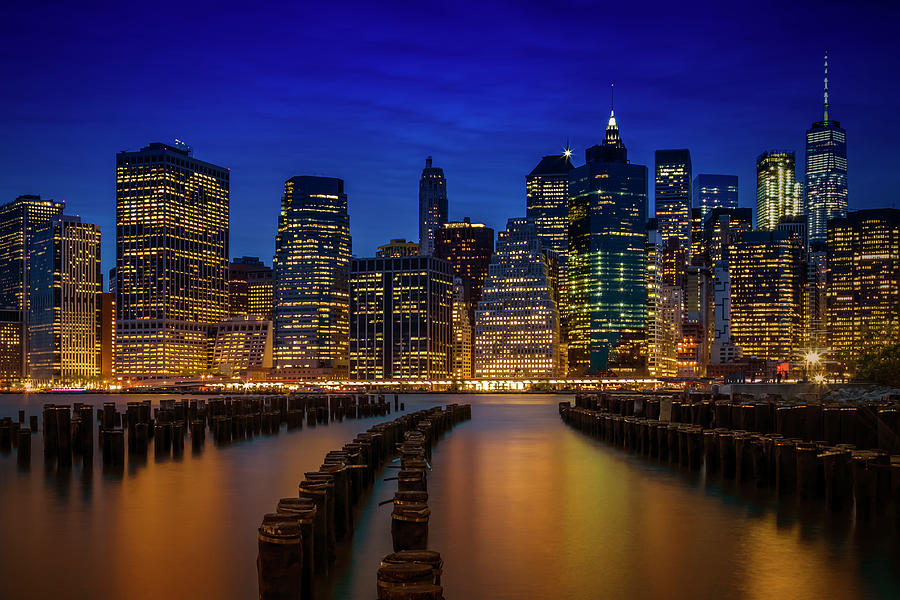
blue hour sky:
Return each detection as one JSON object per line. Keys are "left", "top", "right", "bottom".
{"left": 2, "top": 0, "right": 898, "bottom": 279}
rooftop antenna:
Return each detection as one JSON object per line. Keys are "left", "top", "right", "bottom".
{"left": 610, "top": 83, "right": 615, "bottom": 116}
{"left": 564, "top": 137, "right": 572, "bottom": 158}
{"left": 823, "top": 51, "right": 829, "bottom": 122}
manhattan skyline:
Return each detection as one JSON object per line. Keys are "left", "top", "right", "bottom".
{"left": 3, "top": 1, "right": 899, "bottom": 279}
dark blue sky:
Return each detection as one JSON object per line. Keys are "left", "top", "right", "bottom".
{"left": 3, "top": 1, "right": 898, "bottom": 279}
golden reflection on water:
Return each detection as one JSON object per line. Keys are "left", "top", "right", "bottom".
{"left": 0, "top": 393, "right": 896, "bottom": 600}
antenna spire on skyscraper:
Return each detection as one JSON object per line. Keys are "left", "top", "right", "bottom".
{"left": 610, "top": 83, "right": 615, "bottom": 116}
{"left": 823, "top": 51, "right": 829, "bottom": 122}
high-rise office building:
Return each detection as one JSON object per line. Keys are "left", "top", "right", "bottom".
{"left": 0, "top": 309, "right": 24, "bottom": 383}
{"left": 569, "top": 110, "right": 648, "bottom": 375}
{"left": 229, "top": 256, "right": 274, "bottom": 320}
{"left": 806, "top": 53, "right": 848, "bottom": 244}
{"left": 679, "top": 265, "right": 712, "bottom": 376}
{"left": 474, "top": 218, "right": 560, "bottom": 378}
{"left": 450, "top": 277, "right": 472, "bottom": 379}
{"left": 274, "top": 176, "right": 351, "bottom": 379}
{"left": 115, "top": 142, "right": 229, "bottom": 380}
{"left": 710, "top": 262, "right": 741, "bottom": 364}
{"left": 756, "top": 151, "right": 803, "bottom": 230}
{"left": 349, "top": 255, "right": 452, "bottom": 380}
{"left": 526, "top": 152, "right": 575, "bottom": 332}
{"left": 693, "top": 174, "right": 738, "bottom": 219}
{"left": 827, "top": 209, "right": 900, "bottom": 365}
{"left": 655, "top": 150, "right": 692, "bottom": 256}
{"left": 209, "top": 316, "right": 273, "bottom": 379}
{"left": 730, "top": 230, "right": 802, "bottom": 362}
{"left": 703, "top": 207, "right": 753, "bottom": 265}
{"left": 0, "top": 194, "right": 65, "bottom": 375}
{"left": 377, "top": 239, "right": 419, "bottom": 258}
{"left": 29, "top": 216, "right": 102, "bottom": 382}
{"left": 646, "top": 220, "right": 680, "bottom": 378}
{"left": 418, "top": 157, "right": 447, "bottom": 256}
{"left": 100, "top": 292, "right": 115, "bottom": 380}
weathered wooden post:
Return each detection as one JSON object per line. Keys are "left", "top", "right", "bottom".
{"left": 257, "top": 514, "right": 302, "bottom": 600}
{"left": 298, "top": 481, "right": 329, "bottom": 574}
{"left": 16, "top": 427, "right": 31, "bottom": 468}
{"left": 276, "top": 499, "right": 317, "bottom": 600}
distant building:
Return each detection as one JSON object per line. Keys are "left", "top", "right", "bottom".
{"left": 646, "top": 220, "right": 680, "bottom": 378}
{"left": 655, "top": 149, "right": 692, "bottom": 257}
{"left": 100, "top": 292, "right": 115, "bottom": 380}
{"left": 209, "top": 316, "right": 273, "bottom": 380}
{"left": 450, "top": 277, "right": 472, "bottom": 379}
{"left": 229, "top": 257, "right": 273, "bottom": 320}
{"left": 756, "top": 151, "right": 803, "bottom": 230}
{"left": 433, "top": 218, "right": 494, "bottom": 377}
{"left": 693, "top": 174, "right": 738, "bottom": 220}
{"left": 273, "top": 176, "right": 351, "bottom": 380}
{"left": 473, "top": 218, "right": 560, "bottom": 378}
{"left": 115, "top": 142, "right": 229, "bottom": 380}
{"left": 377, "top": 239, "right": 419, "bottom": 258}
{"left": 29, "top": 216, "right": 102, "bottom": 383}
{"left": 730, "top": 230, "right": 802, "bottom": 362}
{"left": 568, "top": 110, "right": 648, "bottom": 375}
{"left": 679, "top": 265, "right": 712, "bottom": 377}
{"left": 805, "top": 53, "right": 848, "bottom": 244}
{"left": 0, "top": 194, "right": 65, "bottom": 376}
{"left": 702, "top": 207, "right": 753, "bottom": 265}
{"left": 418, "top": 157, "right": 447, "bottom": 256}
{"left": 827, "top": 209, "right": 900, "bottom": 366}
{"left": 0, "top": 309, "right": 23, "bottom": 383}
{"left": 349, "top": 255, "right": 452, "bottom": 380}
{"left": 710, "top": 262, "right": 741, "bottom": 364}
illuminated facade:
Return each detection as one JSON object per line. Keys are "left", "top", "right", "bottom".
{"left": 274, "top": 176, "right": 351, "bottom": 379}
{"left": 702, "top": 207, "right": 753, "bottom": 265}
{"left": 526, "top": 153, "right": 575, "bottom": 337}
{"left": 450, "top": 277, "right": 472, "bottom": 379}
{"left": 474, "top": 218, "right": 560, "bottom": 378}
{"left": 756, "top": 151, "right": 803, "bottom": 230}
{"left": 730, "top": 230, "right": 802, "bottom": 361}
{"left": 693, "top": 174, "right": 738, "bottom": 220}
{"left": 418, "top": 157, "right": 447, "bottom": 256}
{"left": 710, "top": 262, "right": 741, "bottom": 364}
{"left": 827, "top": 209, "right": 900, "bottom": 363}
{"left": 349, "top": 255, "right": 452, "bottom": 380}
{"left": 679, "top": 265, "right": 712, "bottom": 376}
{"left": 29, "top": 216, "right": 102, "bottom": 382}
{"left": 806, "top": 52, "right": 848, "bottom": 244}
{"left": 229, "top": 256, "right": 273, "bottom": 320}
{"left": 0, "top": 309, "right": 23, "bottom": 383}
{"left": 568, "top": 110, "right": 648, "bottom": 375}
{"left": 433, "top": 218, "right": 494, "bottom": 377}
{"left": 0, "top": 194, "right": 65, "bottom": 375}
{"left": 115, "top": 142, "right": 229, "bottom": 379}
{"left": 377, "top": 239, "right": 419, "bottom": 258}
{"left": 654, "top": 149, "right": 692, "bottom": 258}
{"left": 646, "top": 220, "right": 680, "bottom": 378}
{"left": 209, "top": 316, "right": 273, "bottom": 379}
{"left": 100, "top": 292, "right": 115, "bottom": 380}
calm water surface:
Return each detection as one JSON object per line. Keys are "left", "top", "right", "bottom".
{"left": 1, "top": 393, "right": 898, "bottom": 599}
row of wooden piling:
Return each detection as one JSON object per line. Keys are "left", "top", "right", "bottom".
{"left": 561, "top": 394, "right": 900, "bottom": 527}
{"left": 256, "top": 402, "right": 471, "bottom": 600}
{"left": 0, "top": 393, "right": 402, "bottom": 471}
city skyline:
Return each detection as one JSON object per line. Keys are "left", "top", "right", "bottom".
{"left": 3, "top": 3, "right": 900, "bottom": 278}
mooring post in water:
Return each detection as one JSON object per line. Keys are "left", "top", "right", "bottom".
{"left": 55, "top": 406, "right": 72, "bottom": 469}
{"left": 257, "top": 514, "right": 302, "bottom": 600}
{"left": 276, "top": 499, "right": 317, "bottom": 600}
{"left": 775, "top": 439, "right": 798, "bottom": 496}
{"left": 718, "top": 430, "right": 736, "bottom": 480}
{"left": 390, "top": 499, "right": 430, "bottom": 552}
{"left": 380, "top": 550, "right": 443, "bottom": 586}
{"left": 16, "top": 427, "right": 31, "bottom": 468}
{"left": 376, "top": 563, "right": 435, "bottom": 599}
{"left": 298, "top": 481, "right": 330, "bottom": 575}
{"left": 795, "top": 442, "right": 820, "bottom": 501}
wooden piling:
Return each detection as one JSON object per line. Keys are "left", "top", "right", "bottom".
{"left": 257, "top": 514, "right": 302, "bottom": 600}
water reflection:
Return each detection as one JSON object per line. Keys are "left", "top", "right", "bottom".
{"left": 0, "top": 393, "right": 897, "bottom": 600}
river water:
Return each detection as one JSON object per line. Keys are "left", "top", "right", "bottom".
{"left": 0, "top": 393, "right": 897, "bottom": 599}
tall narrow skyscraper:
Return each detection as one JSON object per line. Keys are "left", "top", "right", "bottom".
{"left": 693, "top": 174, "right": 738, "bottom": 219}
{"left": 806, "top": 52, "right": 848, "bottom": 243}
{"left": 115, "top": 142, "right": 229, "bottom": 380}
{"left": 0, "top": 195, "right": 65, "bottom": 376}
{"left": 756, "top": 151, "right": 803, "bottom": 230}
{"left": 29, "top": 216, "right": 102, "bottom": 382}
{"left": 274, "top": 176, "right": 351, "bottom": 380}
{"left": 568, "top": 110, "right": 648, "bottom": 375}
{"left": 654, "top": 149, "right": 692, "bottom": 254}
{"left": 418, "top": 157, "right": 447, "bottom": 256}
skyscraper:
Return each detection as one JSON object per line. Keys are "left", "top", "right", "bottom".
{"left": 0, "top": 309, "right": 24, "bottom": 383}
{"left": 806, "top": 53, "right": 848, "bottom": 243}
{"left": 273, "top": 176, "right": 351, "bottom": 380}
{"left": 473, "top": 218, "right": 560, "bottom": 378}
{"left": 0, "top": 194, "right": 65, "bottom": 375}
{"left": 28, "top": 216, "right": 102, "bottom": 382}
{"left": 730, "top": 230, "right": 802, "bottom": 362}
{"left": 756, "top": 151, "right": 803, "bottom": 230}
{"left": 115, "top": 142, "right": 229, "bottom": 380}
{"left": 418, "top": 157, "right": 447, "bottom": 256}
{"left": 654, "top": 149, "right": 692, "bottom": 256}
{"left": 646, "top": 219, "right": 680, "bottom": 378}
{"left": 702, "top": 207, "right": 753, "bottom": 265}
{"left": 229, "top": 256, "right": 274, "bottom": 320}
{"left": 433, "top": 219, "right": 494, "bottom": 378}
{"left": 693, "top": 174, "right": 738, "bottom": 219}
{"left": 349, "top": 255, "right": 452, "bottom": 380}
{"left": 450, "top": 277, "right": 472, "bottom": 379}
{"left": 568, "top": 110, "right": 648, "bottom": 375}
{"left": 827, "top": 209, "right": 900, "bottom": 365}
{"left": 377, "top": 239, "right": 419, "bottom": 258}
